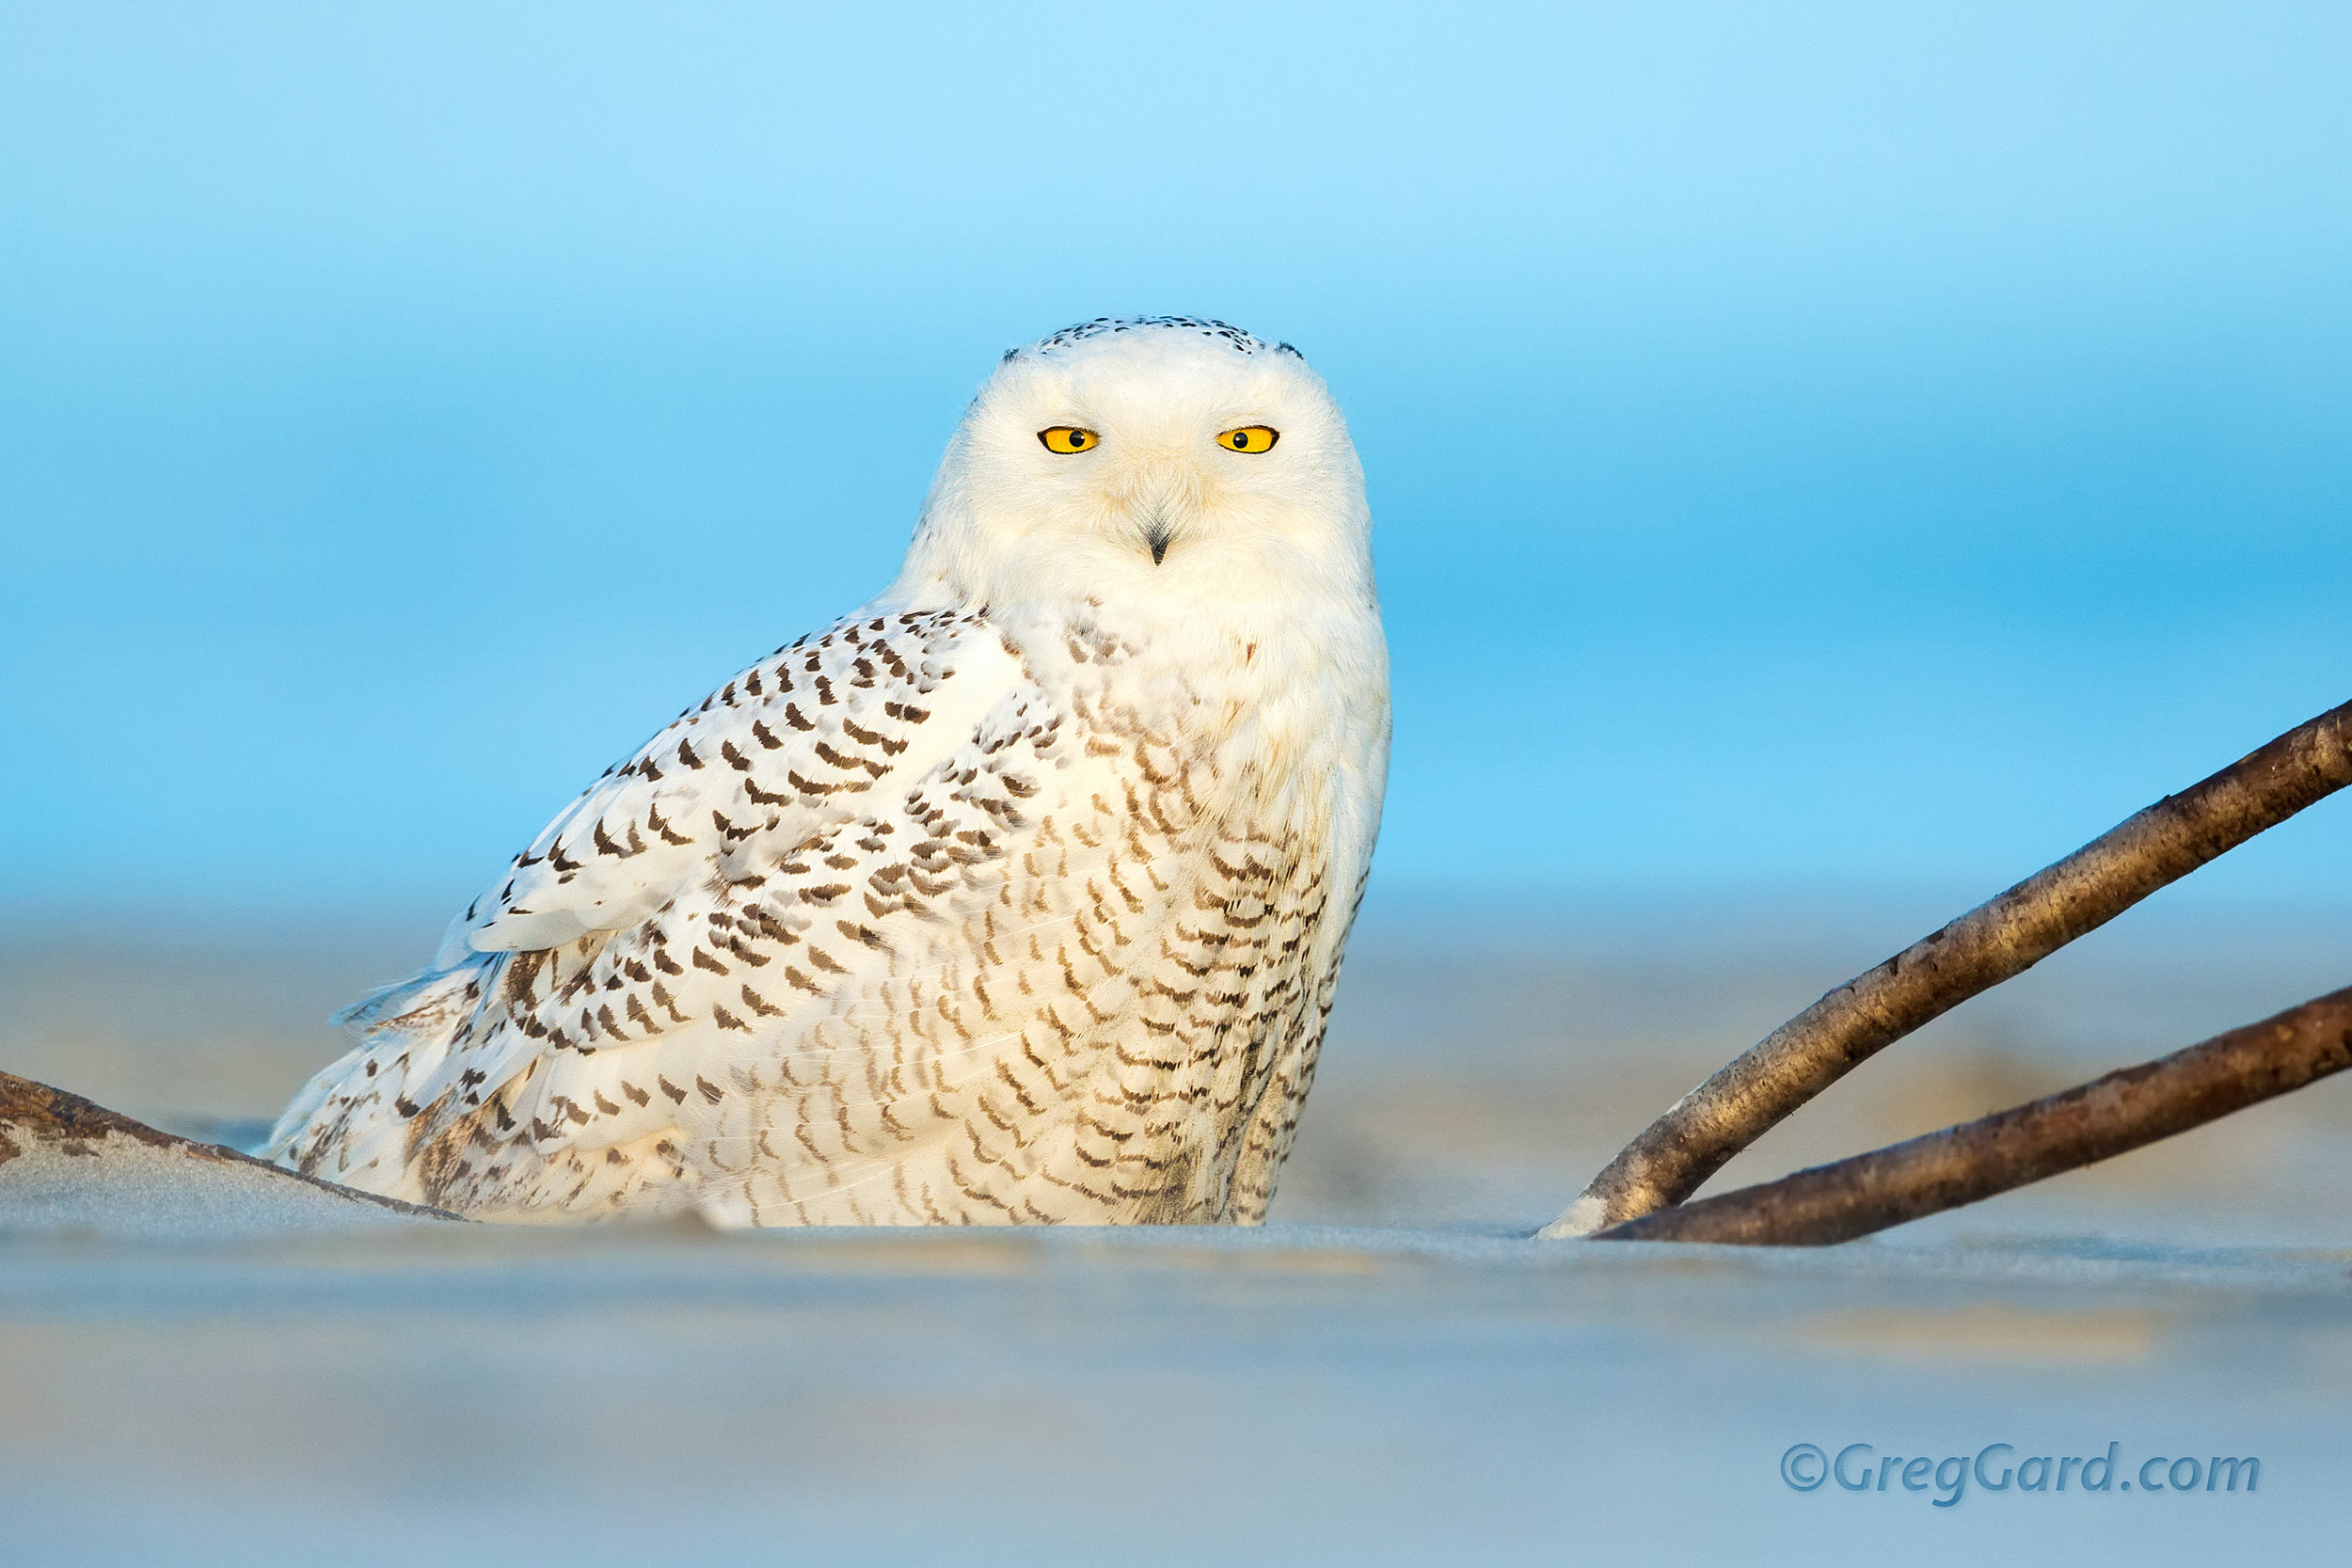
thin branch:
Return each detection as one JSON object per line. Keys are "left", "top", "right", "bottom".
{"left": 1591, "top": 988, "right": 2352, "bottom": 1245}
{"left": 1542, "top": 698, "right": 2352, "bottom": 1239}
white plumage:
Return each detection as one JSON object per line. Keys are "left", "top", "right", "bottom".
{"left": 267, "top": 317, "right": 1390, "bottom": 1226}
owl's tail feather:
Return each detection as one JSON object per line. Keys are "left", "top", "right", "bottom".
{"left": 332, "top": 963, "right": 484, "bottom": 1038}
{"left": 258, "top": 962, "right": 488, "bottom": 1171}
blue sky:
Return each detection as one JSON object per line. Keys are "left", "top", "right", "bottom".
{"left": 4, "top": 2, "right": 2347, "bottom": 922}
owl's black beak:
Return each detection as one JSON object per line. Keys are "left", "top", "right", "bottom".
{"left": 1138, "top": 508, "right": 1173, "bottom": 565}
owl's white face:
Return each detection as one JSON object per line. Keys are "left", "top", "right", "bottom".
{"left": 892, "top": 319, "right": 1372, "bottom": 619}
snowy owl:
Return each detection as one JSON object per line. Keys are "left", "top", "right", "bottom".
{"left": 266, "top": 316, "right": 1391, "bottom": 1226}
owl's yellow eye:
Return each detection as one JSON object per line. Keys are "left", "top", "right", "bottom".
{"left": 1217, "top": 425, "right": 1279, "bottom": 454}
{"left": 1038, "top": 426, "right": 1098, "bottom": 454}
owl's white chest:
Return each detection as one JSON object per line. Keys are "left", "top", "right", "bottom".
{"left": 1001, "top": 590, "right": 1389, "bottom": 842}
{"left": 868, "top": 594, "right": 1389, "bottom": 1224}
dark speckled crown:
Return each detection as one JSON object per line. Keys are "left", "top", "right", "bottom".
{"left": 1008, "top": 316, "right": 1304, "bottom": 363}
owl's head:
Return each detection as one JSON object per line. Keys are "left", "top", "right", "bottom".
{"left": 891, "top": 318, "right": 1372, "bottom": 618}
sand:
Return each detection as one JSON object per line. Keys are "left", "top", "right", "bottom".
{"left": 3, "top": 899, "right": 2346, "bottom": 1564}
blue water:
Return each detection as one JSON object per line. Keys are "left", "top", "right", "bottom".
{"left": 5, "top": 2, "right": 2346, "bottom": 915}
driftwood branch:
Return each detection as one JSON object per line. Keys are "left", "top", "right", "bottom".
{"left": 1542, "top": 698, "right": 2352, "bottom": 1239}
{"left": 1591, "top": 988, "right": 2352, "bottom": 1244}
{"left": 0, "top": 1070, "right": 458, "bottom": 1220}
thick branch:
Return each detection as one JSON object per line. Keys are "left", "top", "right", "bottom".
{"left": 1542, "top": 698, "right": 2352, "bottom": 1239}
{"left": 1591, "top": 988, "right": 2352, "bottom": 1245}
{"left": 0, "top": 1071, "right": 458, "bottom": 1220}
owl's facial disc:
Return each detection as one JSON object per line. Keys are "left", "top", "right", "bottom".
{"left": 1000, "top": 355, "right": 1307, "bottom": 569}
{"left": 1032, "top": 420, "right": 1283, "bottom": 566}
{"left": 907, "top": 318, "right": 1365, "bottom": 608}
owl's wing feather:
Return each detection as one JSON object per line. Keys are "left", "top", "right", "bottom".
{"left": 273, "top": 608, "right": 1025, "bottom": 1180}
{"left": 434, "top": 609, "right": 1014, "bottom": 962}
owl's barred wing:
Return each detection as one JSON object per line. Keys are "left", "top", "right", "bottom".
{"left": 277, "top": 609, "right": 1024, "bottom": 1178}
{"left": 436, "top": 609, "right": 1018, "bottom": 964}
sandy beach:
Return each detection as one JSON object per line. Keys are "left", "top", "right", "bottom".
{"left": 6, "top": 895, "right": 2345, "bottom": 1563}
